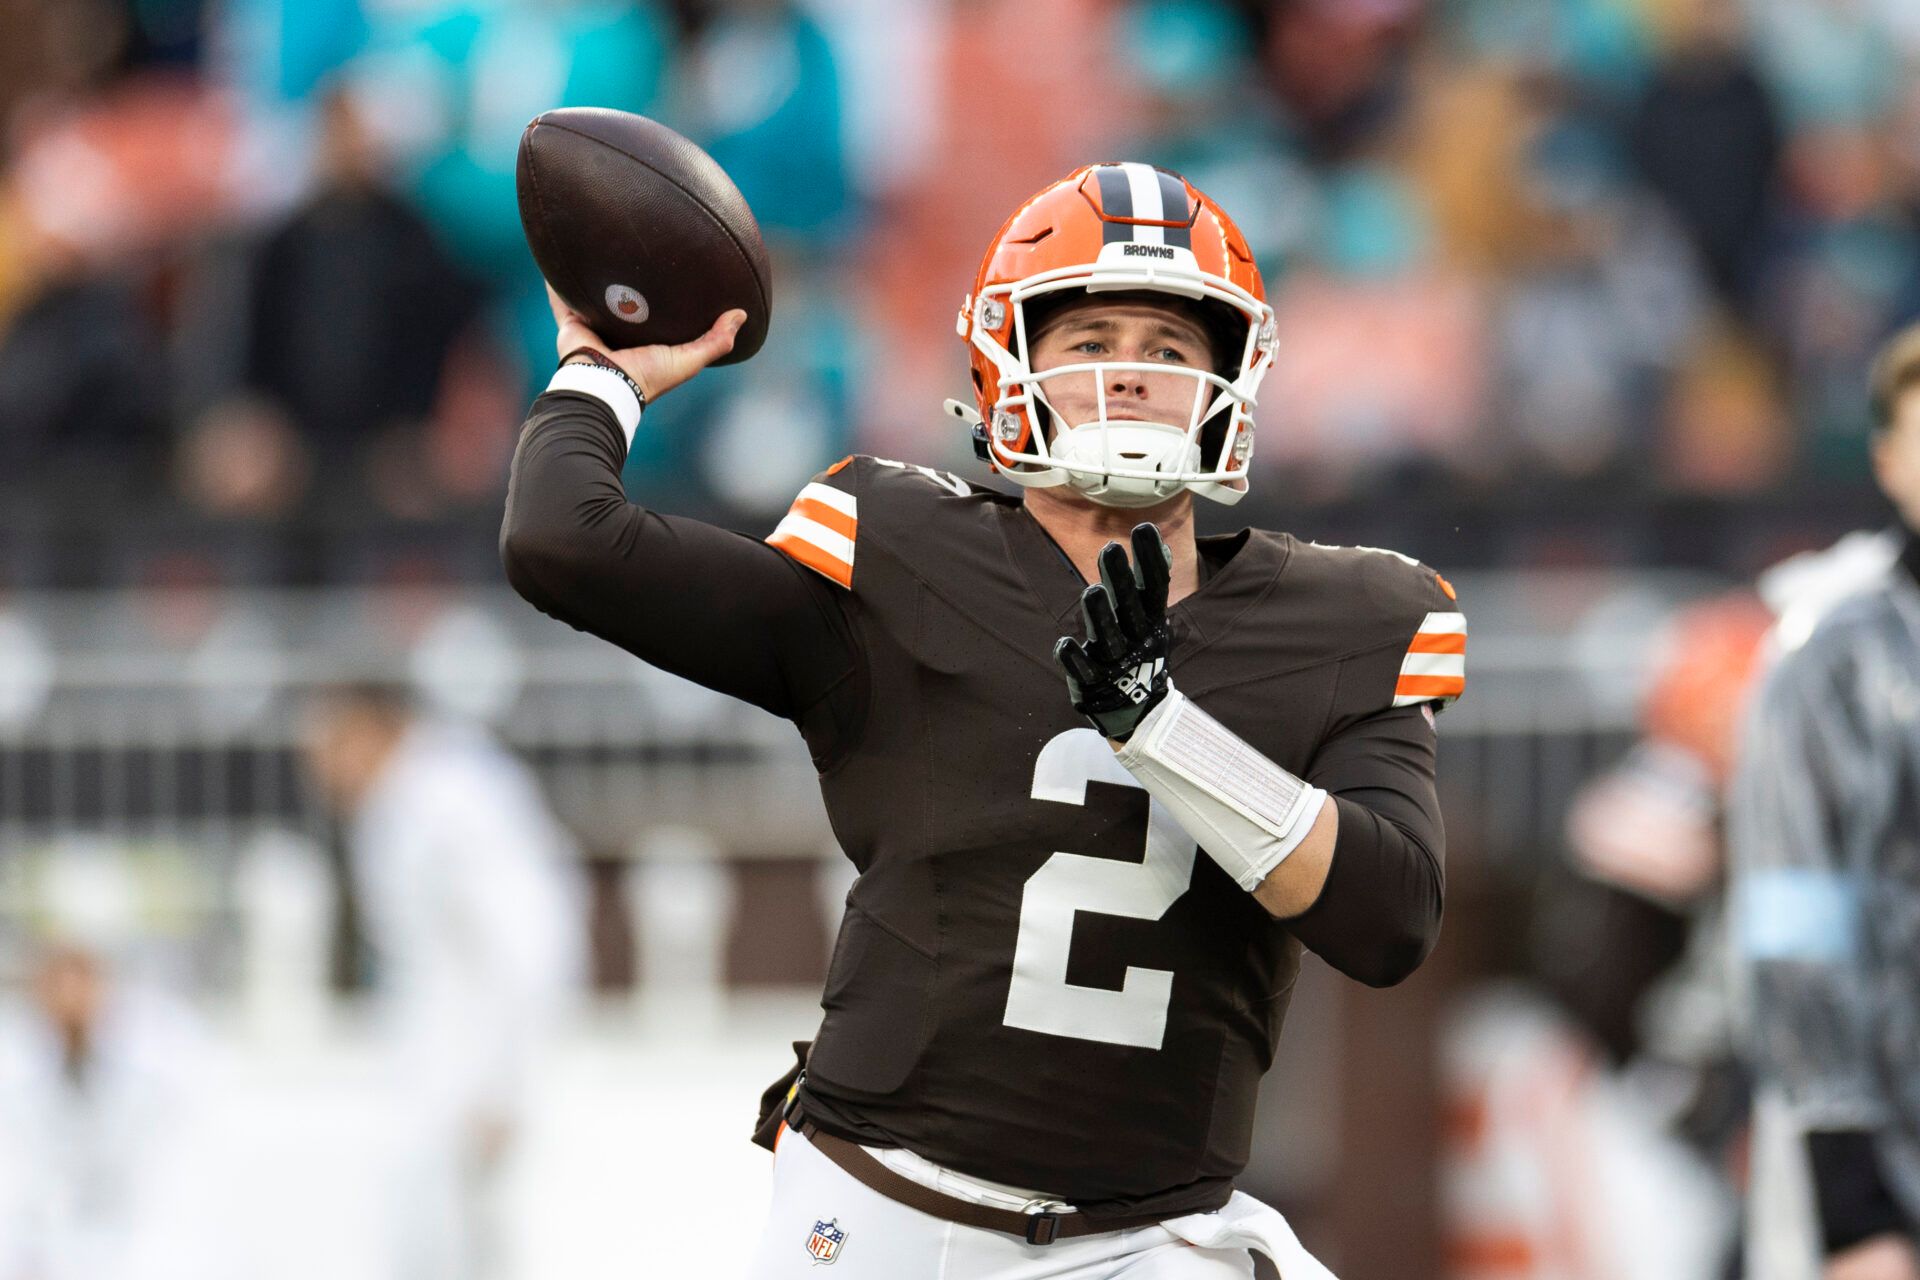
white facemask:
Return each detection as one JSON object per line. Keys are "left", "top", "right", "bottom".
{"left": 956, "top": 271, "right": 1275, "bottom": 509}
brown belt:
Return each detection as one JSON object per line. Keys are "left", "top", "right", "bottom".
{"left": 792, "top": 1116, "right": 1170, "bottom": 1246}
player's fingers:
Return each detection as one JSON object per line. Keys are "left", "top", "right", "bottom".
{"left": 1053, "top": 636, "right": 1098, "bottom": 691}
{"left": 545, "top": 285, "right": 610, "bottom": 370}
{"left": 1099, "top": 541, "right": 1151, "bottom": 642}
{"left": 1132, "top": 523, "right": 1170, "bottom": 618}
{"left": 546, "top": 283, "right": 604, "bottom": 353}
{"left": 1080, "top": 583, "right": 1126, "bottom": 663}
{"left": 545, "top": 282, "right": 575, "bottom": 328}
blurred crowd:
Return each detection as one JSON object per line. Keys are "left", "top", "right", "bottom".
{"left": 10, "top": 6, "right": 1920, "bottom": 1275}
{"left": 2, "top": 0, "right": 1919, "bottom": 587}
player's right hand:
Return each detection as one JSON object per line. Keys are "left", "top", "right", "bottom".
{"left": 547, "top": 283, "right": 746, "bottom": 403}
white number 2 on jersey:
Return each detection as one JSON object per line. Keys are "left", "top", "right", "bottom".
{"left": 1002, "top": 729, "right": 1198, "bottom": 1049}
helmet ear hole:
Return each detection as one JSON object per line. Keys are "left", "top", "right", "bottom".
{"left": 1032, "top": 402, "right": 1056, "bottom": 447}
{"left": 1199, "top": 414, "right": 1229, "bottom": 463}
{"left": 1181, "top": 297, "right": 1245, "bottom": 380}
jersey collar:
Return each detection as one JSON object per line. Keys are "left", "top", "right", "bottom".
{"left": 999, "top": 503, "right": 1282, "bottom": 653}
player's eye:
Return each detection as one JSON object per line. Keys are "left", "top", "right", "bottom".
{"left": 1074, "top": 340, "right": 1107, "bottom": 356}
{"left": 1153, "top": 345, "right": 1195, "bottom": 363}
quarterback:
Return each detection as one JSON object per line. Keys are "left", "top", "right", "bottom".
{"left": 501, "top": 164, "right": 1464, "bottom": 1277}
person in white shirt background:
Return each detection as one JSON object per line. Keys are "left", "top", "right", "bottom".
{"left": 301, "top": 684, "right": 585, "bottom": 1280}
{"left": 0, "top": 848, "right": 221, "bottom": 1280}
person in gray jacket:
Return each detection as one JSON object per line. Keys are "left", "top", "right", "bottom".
{"left": 1732, "top": 322, "right": 1920, "bottom": 1280}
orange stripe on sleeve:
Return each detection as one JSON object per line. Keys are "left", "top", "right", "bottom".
{"left": 791, "top": 496, "right": 857, "bottom": 540}
{"left": 1443, "top": 1235, "right": 1536, "bottom": 1271}
{"left": 1396, "top": 674, "right": 1466, "bottom": 699}
{"left": 768, "top": 532, "right": 853, "bottom": 588}
{"left": 1407, "top": 631, "right": 1467, "bottom": 655}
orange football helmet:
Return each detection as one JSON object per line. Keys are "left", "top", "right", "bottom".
{"left": 948, "top": 162, "right": 1275, "bottom": 506}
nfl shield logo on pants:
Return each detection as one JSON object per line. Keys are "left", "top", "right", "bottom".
{"left": 806, "top": 1218, "right": 846, "bottom": 1264}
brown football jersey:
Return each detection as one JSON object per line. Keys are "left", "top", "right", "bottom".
{"left": 762, "top": 455, "right": 1464, "bottom": 1218}
{"left": 502, "top": 393, "right": 1459, "bottom": 1220}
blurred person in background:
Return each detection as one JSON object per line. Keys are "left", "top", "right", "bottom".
{"left": 1553, "top": 595, "right": 1771, "bottom": 1128}
{"left": 300, "top": 683, "right": 584, "bottom": 1280}
{"left": 330, "top": 0, "right": 673, "bottom": 399}
{"left": 1488, "top": 90, "right": 1710, "bottom": 488}
{"left": 0, "top": 178, "right": 172, "bottom": 529}
{"left": 0, "top": 36, "right": 251, "bottom": 578}
{"left": 1239, "top": 0, "right": 1424, "bottom": 161}
{"left": 1731, "top": 322, "right": 1920, "bottom": 1280}
{"left": 1742, "top": 0, "right": 1920, "bottom": 482}
{"left": 1440, "top": 595, "right": 1770, "bottom": 1280}
{"left": 0, "top": 866, "right": 223, "bottom": 1280}
{"left": 1627, "top": 0, "right": 1782, "bottom": 315}
{"left": 178, "top": 86, "right": 503, "bottom": 524}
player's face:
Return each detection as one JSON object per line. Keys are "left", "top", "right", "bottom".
{"left": 1875, "top": 386, "right": 1920, "bottom": 530}
{"left": 1028, "top": 299, "right": 1214, "bottom": 434}
{"left": 32, "top": 945, "right": 104, "bottom": 1035}
{"left": 299, "top": 699, "right": 403, "bottom": 812}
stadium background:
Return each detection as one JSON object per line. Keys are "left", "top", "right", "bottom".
{"left": 0, "top": 0, "right": 1910, "bottom": 1274}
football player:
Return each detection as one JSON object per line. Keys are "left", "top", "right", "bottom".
{"left": 501, "top": 163, "right": 1465, "bottom": 1278}
{"left": 1731, "top": 323, "right": 1920, "bottom": 1280}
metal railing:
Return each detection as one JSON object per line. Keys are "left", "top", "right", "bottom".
{"left": 0, "top": 569, "right": 1731, "bottom": 965}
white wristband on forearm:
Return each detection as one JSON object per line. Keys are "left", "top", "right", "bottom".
{"left": 1114, "top": 685, "right": 1329, "bottom": 894}
{"left": 545, "top": 363, "right": 643, "bottom": 445}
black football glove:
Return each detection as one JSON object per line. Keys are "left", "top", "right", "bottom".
{"left": 1053, "top": 523, "right": 1174, "bottom": 742}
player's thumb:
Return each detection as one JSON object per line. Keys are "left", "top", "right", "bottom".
{"left": 699, "top": 310, "right": 748, "bottom": 359}
{"left": 646, "top": 311, "right": 750, "bottom": 401}
{"left": 673, "top": 309, "right": 744, "bottom": 369}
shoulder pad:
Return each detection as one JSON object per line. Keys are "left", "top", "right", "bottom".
{"left": 764, "top": 456, "right": 975, "bottom": 590}
{"left": 1305, "top": 541, "right": 1466, "bottom": 710}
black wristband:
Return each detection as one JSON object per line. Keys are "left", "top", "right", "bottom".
{"left": 1807, "top": 1129, "right": 1912, "bottom": 1254}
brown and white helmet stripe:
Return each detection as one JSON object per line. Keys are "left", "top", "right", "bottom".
{"left": 1091, "top": 163, "right": 1195, "bottom": 251}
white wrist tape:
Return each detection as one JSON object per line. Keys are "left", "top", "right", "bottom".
{"left": 546, "top": 363, "right": 642, "bottom": 445}
{"left": 1114, "top": 686, "right": 1329, "bottom": 894}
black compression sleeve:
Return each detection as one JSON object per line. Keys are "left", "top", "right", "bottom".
{"left": 1807, "top": 1129, "right": 1912, "bottom": 1255}
{"left": 500, "top": 391, "right": 862, "bottom": 740}
{"left": 1287, "top": 705, "right": 1444, "bottom": 987}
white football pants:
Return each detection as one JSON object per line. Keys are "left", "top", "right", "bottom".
{"left": 746, "top": 1127, "right": 1339, "bottom": 1279}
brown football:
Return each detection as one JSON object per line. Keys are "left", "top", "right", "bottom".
{"left": 516, "top": 108, "right": 771, "bottom": 363}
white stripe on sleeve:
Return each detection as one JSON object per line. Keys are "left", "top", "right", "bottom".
{"left": 797, "top": 482, "right": 857, "bottom": 518}
{"left": 1399, "top": 652, "right": 1467, "bottom": 680}
{"left": 770, "top": 512, "right": 855, "bottom": 566}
